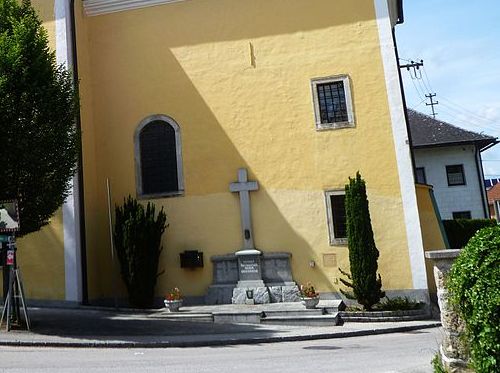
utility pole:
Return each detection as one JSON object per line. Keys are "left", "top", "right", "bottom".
{"left": 425, "top": 93, "right": 439, "bottom": 119}
{"left": 399, "top": 59, "right": 424, "bottom": 78}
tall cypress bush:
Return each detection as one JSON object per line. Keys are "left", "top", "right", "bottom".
{"left": 339, "top": 172, "right": 384, "bottom": 310}
{"left": 0, "top": 0, "right": 79, "bottom": 235}
{"left": 114, "top": 196, "right": 167, "bottom": 308}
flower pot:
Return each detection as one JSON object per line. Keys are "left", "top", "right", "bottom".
{"left": 164, "top": 299, "right": 183, "bottom": 312}
{"left": 302, "top": 297, "right": 319, "bottom": 309}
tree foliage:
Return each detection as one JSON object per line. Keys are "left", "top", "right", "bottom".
{"left": 114, "top": 196, "right": 167, "bottom": 308}
{"left": 339, "top": 172, "right": 384, "bottom": 310}
{"left": 447, "top": 226, "right": 500, "bottom": 373}
{"left": 0, "top": 0, "right": 79, "bottom": 235}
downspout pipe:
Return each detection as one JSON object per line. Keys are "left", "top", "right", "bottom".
{"left": 69, "top": 0, "right": 88, "bottom": 305}
{"left": 391, "top": 28, "right": 417, "bottom": 178}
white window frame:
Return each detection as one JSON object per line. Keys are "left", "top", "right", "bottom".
{"left": 134, "top": 114, "right": 185, "bottom": 199}
{"left": 311, "top": 75, "right": 355, "bottom": 131}
{"left": 325, "top": 190, "right": 348, "bottom": 246}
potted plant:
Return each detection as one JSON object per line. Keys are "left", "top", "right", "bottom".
{"left": 164, "top": 287, "right": 183, "bottom": 312}
{"left": 300, "top": 282, "right": 320, "bottom": 309}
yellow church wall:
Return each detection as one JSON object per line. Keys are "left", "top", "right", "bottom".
{"left": 2, "top": 0, "right": 67, "bottom": 301}
{"left": 16, "top": 210, "right": 66, "bottom": 300}
{"left": 415, "top": 184, "right": 448, "bottom": 295}
{"left": 75, "top": 0, "right": 416, "bottom": 301}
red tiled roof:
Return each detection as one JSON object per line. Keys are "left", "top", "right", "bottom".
{"left": 487, "top": 182, "right": 500, "bottom": 203}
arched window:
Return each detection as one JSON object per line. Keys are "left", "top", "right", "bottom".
{"left": 135, "top": 115, "right": 184, "bottom": 198}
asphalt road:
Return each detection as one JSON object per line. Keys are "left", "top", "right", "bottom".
{"left": 0, "top": 327, "right": 442, "bottom": 373}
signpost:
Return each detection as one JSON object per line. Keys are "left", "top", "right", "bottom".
{"left": 0, "top": 199, "right": 30, "bottom": 331}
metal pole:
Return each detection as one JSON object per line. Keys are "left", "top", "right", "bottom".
{"left": 106, "top": 178, "right": 118, "bottom": 309}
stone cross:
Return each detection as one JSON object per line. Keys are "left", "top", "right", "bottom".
{"left": 229, "top": 168, "right": 259, "bottom": 250}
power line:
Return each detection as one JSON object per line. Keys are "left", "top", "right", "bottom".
{"left": 440, "top": 97, "right": 499, "bottom": 126}
{"left": 422, "top": 65, "right": 434, "bottom": 93}
{"left": 438, "top": 104, "right": 499, "bottom": 133}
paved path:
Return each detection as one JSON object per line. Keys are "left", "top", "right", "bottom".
{"left": 0, "top": 328, "right": 443, "bottom": 372}
{"left": 0, "top": 307, "right": 441, "bottom": 348}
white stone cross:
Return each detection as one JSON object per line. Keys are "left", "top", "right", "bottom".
{"left": 230, "top": 168, "right": 259, "bottom": 250}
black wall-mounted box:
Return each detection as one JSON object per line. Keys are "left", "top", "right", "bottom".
{"left": 180, "top": 250, "right": 204, "bottom": 268}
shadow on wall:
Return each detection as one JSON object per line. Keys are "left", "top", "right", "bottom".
{"left": 79, "top": 0, "right": 386, "bottom": 302}
{"left": 83, "top": 46, "right": 337, "bottom": 302}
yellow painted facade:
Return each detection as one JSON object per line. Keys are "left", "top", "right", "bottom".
{"left": 415, "top": 184, "right": 448, "bottom": 295}
{"left": 17, "top": 0, "right": 435, "bottom": 303}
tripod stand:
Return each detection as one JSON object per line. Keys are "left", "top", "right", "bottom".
{"left": 0, "top": 236, "right": 30, "bottom": 331}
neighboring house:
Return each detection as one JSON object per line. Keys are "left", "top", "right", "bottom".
{"left": 487, "top": 182, "right": 500, "bottom": 221}
{"left": 408, "top": 109, "right": 498, "bottom": 220}
{"left": 17, "top": 0, "right": 444, "bottom": 306}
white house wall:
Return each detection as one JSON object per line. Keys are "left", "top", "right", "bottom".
{"left": 413, "top": 145, "right": 486, "bottom": 220}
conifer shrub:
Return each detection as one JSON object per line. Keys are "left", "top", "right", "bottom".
{"left": 447, "top": 226, "right": 500, "bottom": 373}
{"left": 339, "top": 172, "right": 384, "bottom": 311}
{"left": 114, "top": 196, "right": 167, "bottom": 308}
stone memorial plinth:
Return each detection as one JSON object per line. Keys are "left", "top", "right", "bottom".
{"left": 205, "top": 251, "right": 300, "bottom": 305}
{"left": 232, "top": 249, "right": 268, "bottom": 304}
{"left": 425, "top": 250, "right": 469, "bottom": 372}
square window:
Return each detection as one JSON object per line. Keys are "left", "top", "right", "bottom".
{"left": 452, "top": 211, "right": 471, "bottom": 219}
{"left": 325, "top": 190, "right": 347, "bottom": 245}
{"left": 415, "top": 167, "right": 427, "bottom": 184}
{"left": 312, "top": 75, "right": 354, "bottom": 130}
{"left": 446, "top": 165, "right": 466, "bottom": 186}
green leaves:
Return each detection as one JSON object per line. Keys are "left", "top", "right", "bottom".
{"left": 0, "top": 0, "right": 80, "bottom": 235}
{"left": 339, "top": 172, "right": 384, "bottom": 311}
{"left": 447, "top": 226, "right": 500, "bottom": 373}
{"left": 114, "top": 196, "right": 168, "bottom": 308}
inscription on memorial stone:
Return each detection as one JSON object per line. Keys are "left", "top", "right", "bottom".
{"left": 237, "top": 254, "right": 262, "bottom": 282}
{"left": 240, "top": 260, "right": 259, "bottom": 274}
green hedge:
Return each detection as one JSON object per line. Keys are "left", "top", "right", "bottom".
{"left": 442, "top": 219, "right": 496, "bottom": 249}
{"left": 447, "top": 226, "right": 500, "bottom": 373}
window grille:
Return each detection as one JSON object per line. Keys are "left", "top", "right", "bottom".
{"left": 446, "top": 165, "right": 465, "bottom": 186}
{"left": 317, "top": 81, "right": 348, "bottom": 124}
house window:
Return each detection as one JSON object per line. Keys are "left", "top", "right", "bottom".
{"left": 325, "top": 190, "right": 347, "bottom": 245}
{"left": 452, "top": 211, "right": 471, "bottom": 220}
{"left": 446, "top": 164, "right": 466, "bottom": 186}
{"left": 311, "top": 75, "right": 354, "bottom": 130}
{"left": 415, "top": 167, "right": 427, "bottom": 184}
{"left": 135, "top": 114, "right": 184, "bottom": 198}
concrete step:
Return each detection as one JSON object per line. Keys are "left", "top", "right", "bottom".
{"left": 158, "top": 313, "right": 214, "bottom": 322}
{"left": 261, "top": 313, "right": 341, "bottom": 326}
{"left": 262, "top": 309, "right": 324, "bottom": 317}
{"left": 339, "top": 314, "right": 429, "bottom": 322}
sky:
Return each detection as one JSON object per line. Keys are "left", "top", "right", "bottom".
{"left": 396, "top": 0, "right": 500, "bottom": 179}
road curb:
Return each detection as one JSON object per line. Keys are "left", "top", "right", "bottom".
{"left": 0, "top": 322, "right": 441, "bottom": 349}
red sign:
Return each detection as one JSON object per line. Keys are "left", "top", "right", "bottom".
{"left": 6, "top": 250, "right": 14, "bottom": 266}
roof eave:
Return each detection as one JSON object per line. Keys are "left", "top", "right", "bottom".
{"left": 412, "top": 138, "right": 499, "bottom": 151}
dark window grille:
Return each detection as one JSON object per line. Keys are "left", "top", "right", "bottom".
{"left": 415, "top": 167, "right": 427, "bottom": 184}
{"left": 330, "top": 194, "right": 347, "bottom": 239}
{"left": 446, "top": 165, "right": 466, "bottom": 186}
{"left": 317, "top": 81, "right": 349, "bottom": 124}
{"left": 452, "top": 211, "right": 471, "bottom": 219}
{"left": 139, "top": 120, "right": 179, "bottom": 195}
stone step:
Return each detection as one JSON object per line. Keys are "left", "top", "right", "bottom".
{"left": 340, "top": 314, "right": 429, "bottom": 322}
{"left": 158, "top": 313, "right": 214, "bottom": 322}
{"left": 262, "top": 309, "right": 324, "bottom": 317}
{"left": 261, "top": 313, "right": 341, "bottom": 326}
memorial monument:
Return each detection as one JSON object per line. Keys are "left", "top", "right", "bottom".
{"left": 205, "top": 168, "right": 300, "bottom": 304}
